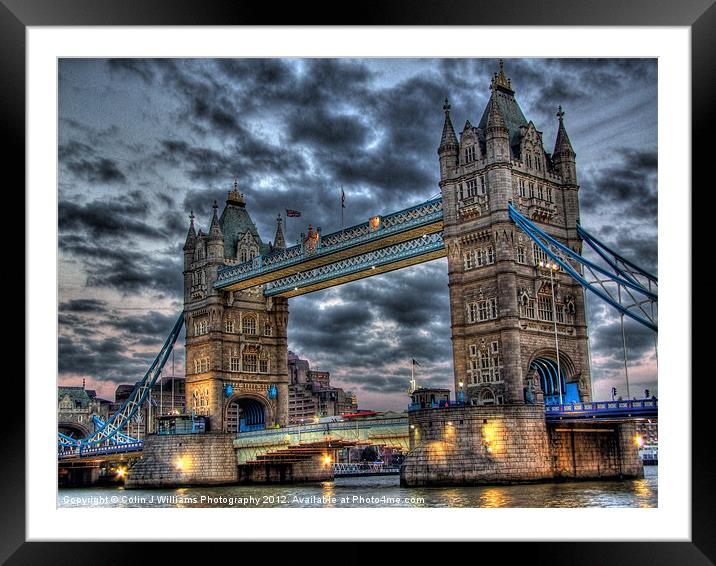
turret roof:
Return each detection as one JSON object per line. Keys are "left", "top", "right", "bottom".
{"left": 219, "top": 191, "right": 270, "bottom": 258}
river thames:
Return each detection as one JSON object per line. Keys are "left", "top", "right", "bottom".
{"left": 58, "top": 465, "right": 657, "bottom": 508}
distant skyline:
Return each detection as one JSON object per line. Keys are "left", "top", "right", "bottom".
{"left": 58, "top": 58, "right": 658, "bottom": 410}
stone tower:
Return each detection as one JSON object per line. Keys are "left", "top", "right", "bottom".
{"left": 183, "top": 183, "right": 289, "bottom": 432}
{"left": 439, "top": 60, "right": 592, "bottom": 407}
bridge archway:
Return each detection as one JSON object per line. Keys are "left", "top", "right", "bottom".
{"left": 529, "top": 352, "right": 579, "bottom": 405}
{"left": 225, "top": 394, "right": 270, "bottom": 433}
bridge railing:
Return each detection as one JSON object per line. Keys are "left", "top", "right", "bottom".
{"left": 233, "top": 416, "right": 409, "bottom": 443}
{"left": 407, "top": 401, "right": 464, "bottom": 411}
{"left": 58, "top": 441, "right": 144, "bottom": 460}
{"left": 333, "top": 463, "right": 400, "bottom": 475}
{"left": 215, "top": 197, "right": 443, "bottom": 287}
{"left": 545, "top": 399, "right": 657, "bottom": 414}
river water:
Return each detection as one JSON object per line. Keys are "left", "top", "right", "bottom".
{"left": 58, "top": 466, "right": 657, "bottom": 508}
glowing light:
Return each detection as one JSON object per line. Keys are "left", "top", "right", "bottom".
{"left": 634, "top": 435, "right": 644, "bottom": 447}
{"left": 115, "top": 467, "right": 127, "bottom": 478}
{"left": 322, "top": 454, "right": 333, "bottom": 466}
{"left": 175, "top": 455, "right": 192, "bottom": 471}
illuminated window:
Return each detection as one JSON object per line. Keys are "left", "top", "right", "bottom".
{"left": 242, "top": 316, "right": 257, "bottom": 335}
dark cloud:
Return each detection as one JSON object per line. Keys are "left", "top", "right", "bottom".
{"left": 58, "top": 57, "right": 658, "bottom": 406}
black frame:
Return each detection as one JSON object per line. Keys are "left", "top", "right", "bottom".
{"left": 4, "top": 0, "right": 710, "bottom": 563}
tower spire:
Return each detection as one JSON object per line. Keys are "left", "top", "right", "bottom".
{"left": 485, "top": 84, "right": 507, "bottom": 133}
{"left": 553, "top": 105, "right": 575, "bottom": 157}
{"left": 208, "top": 200, "right": 223, "bottom": 240}
{"left": 273, "top": 213, "right": 286, "bottom": 250}
{"left": 183, "top": 210, "right": 196, "bottom": 250}
{"left": 438, "top": 97, "right": 459, "bottom": 153}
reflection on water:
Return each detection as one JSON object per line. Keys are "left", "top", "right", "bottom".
{"left": 58, "top": 466, "right": 657, "bottom": 509}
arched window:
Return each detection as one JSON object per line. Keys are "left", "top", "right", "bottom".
{"left": 242, "top": 316, "right": 257, "bottom": 335}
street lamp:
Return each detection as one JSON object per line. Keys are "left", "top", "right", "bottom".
{"left": 540, "top": 260, "right": 563, "bottom": 405}
{"left": 458, "top": 380, "right": 465, "bottom": 404}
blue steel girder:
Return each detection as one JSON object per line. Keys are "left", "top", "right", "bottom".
{"left": 59, "top": 312, "right": 185, "bottom": 448}
{"left": 508, "top": 204, "right": 657, "bottom": 332}
{"left": 264, "top": 232, "right": 447, "bottom": 298}
{"left": 214, "top": 197, "right": 444, "bottom": 292}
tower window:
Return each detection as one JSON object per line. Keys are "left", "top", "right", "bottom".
{"left": 538, "top": 296, "right": 554, "bottom": 321}
{"left": 242, "top": 316, "right": 257, "bottom": 335}
{"left": 466, "top": 179, "right": 478, "bottom": 197}
{"left": 194, "top": 320, "right": 208, "bottom": 336}
{"left": 467, "top": 298, "right": 497, "bottom": 323}
{"left": 230, "top": 356, "right": 240, "bottom": 372}
{"left": 480, "top": 176, "right": 486, "bottom": 194}
{"left": 194, "top": 358, "right": 209, "bottom": 373}
{"left": 225, "top": 319, "right": 235, "bottom": 333}
{"left": 259, "top": 358, "right": 269, "bottom": 373}
{"left": 464, "top": 145, "right": 476, "bottom": 163}
{"left": 264, "top": 322, "right": 272, "bottom": 336}
{"left": 242, "top": 353, "right": 257, "bottom": 373}
{"left": 464, "top": 252, "right": 474, "bottom": 270}
{"left": 516, "top": 245, "right": 526, "bottom": 264}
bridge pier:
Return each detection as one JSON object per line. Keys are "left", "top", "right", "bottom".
{"left": 125, "top": 433, "right": 238, "bottom": 488}
{"left": 400, "top": 405, "right": 643, "bottom": 486}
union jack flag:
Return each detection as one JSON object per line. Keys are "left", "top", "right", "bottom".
{"left": 286, "top": 209, "right": 301, "bottom": 217}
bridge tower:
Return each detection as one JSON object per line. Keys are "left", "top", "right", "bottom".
{"left": 439, "top": 60, "right": 592, "bottom": 407}
{"left": 183, "top": 184, "right": 289, "bottom": 432}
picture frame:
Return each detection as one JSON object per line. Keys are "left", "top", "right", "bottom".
{"left": 3, "top": 0, "right": 710, "bottom": 561}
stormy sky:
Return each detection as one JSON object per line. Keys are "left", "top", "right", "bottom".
{"left": 58, "top": 58, "right": 658, "bottom": 410}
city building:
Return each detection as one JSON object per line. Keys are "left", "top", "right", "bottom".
{"left": 57, "top": 383, "right": 111, "bottom": 439}
{"left": 111, "top": 376, "right": 186, "bottom": 439}
{"left": 438, "top": 60, "right": 592, "bottom": 407}
{"left": 287, "top": 351, "right": 358, "bottom": 424}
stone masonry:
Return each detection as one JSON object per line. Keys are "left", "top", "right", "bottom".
{"left": 125, "top": 433, "right": 238, "bottom": 488}
{"left": 438, "top": 60, "right": 592, "bottom": 406}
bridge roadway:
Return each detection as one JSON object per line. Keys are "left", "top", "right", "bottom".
{"left": 233, "top": 415, "right": 410, "bottom": 463}
{"left": 214, "top": 197, "right": 445, "bottom": 298}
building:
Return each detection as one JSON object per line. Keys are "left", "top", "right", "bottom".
{"left": 57, "top": 383, "right": 111, "bottom": 439}
{"left": 287, "top": 351, "right": 358, "bottom": 424}
{"left": 112, "top": 376, "right": 187, "bottom": 439}
{"left": 183, "top": 186, "right": 290, "bottom": 432}
{"left": 438, "top": 60, "right": 592, "bottom": 407}
{"left": 410, "top": 387, "right": 451, "bottom": 409}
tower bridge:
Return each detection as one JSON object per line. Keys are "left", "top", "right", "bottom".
{"left": 59, "top": 60, "right": 657, "bottom": 487}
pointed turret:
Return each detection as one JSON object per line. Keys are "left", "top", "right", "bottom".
{"left": 553, "top": 105, "right": 575, "bottom": 157}
{"left": 485, "top": 84, "right": 510, "bottom": 163}
{"left": 207, "top": 200, "right": 225, "bottom": 260}
{"left": 485, "top": 87, "right": 508, "bottom": 133}
{"left": 553, "top": 106, "right": 577, "bottom": 183}
{"left": 438, "top": 98, "right": 459, "bottom": 152}
{"left": 438, "top": 98, "right": 459, "bottom": 181}
{"left": 273, "top": 214, "right": 286, "bottom": 250}
{"left": 183, "top": 210, "right": 196, "bottom": 251}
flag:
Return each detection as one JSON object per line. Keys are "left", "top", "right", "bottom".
{"left": 412, "top": 358, "right": 420, "bottom": 366}
{"left": 341, "top": 187, "right": 345, "bottom": 208}
{"left": 286, "top": 209, "right": 301, "bottom": 217}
